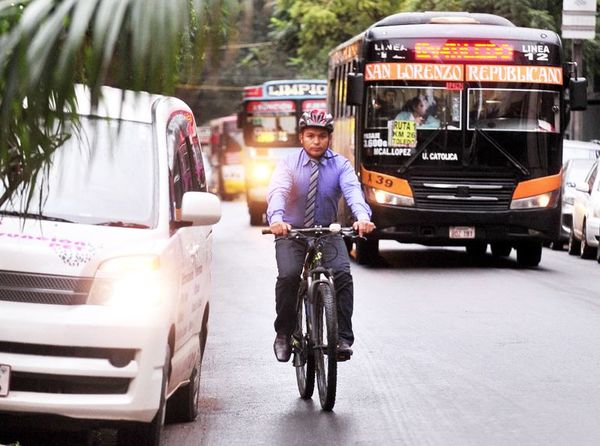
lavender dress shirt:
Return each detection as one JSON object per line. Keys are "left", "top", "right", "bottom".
{"left": 267, "top": 148, "right": 372, "bottom": 227}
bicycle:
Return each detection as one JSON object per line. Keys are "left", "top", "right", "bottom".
{"left": 263, "top": 223, "right": 357, "bottom": 411}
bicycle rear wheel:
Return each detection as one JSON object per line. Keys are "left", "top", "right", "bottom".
{"left": 313, "top": 282, "right": 338, "bottom": 411}
{"left": 294, "top": 292, "right": 315, "bottom": 399}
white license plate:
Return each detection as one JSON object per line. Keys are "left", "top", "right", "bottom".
{"left": 0, "top": 364, "right": 10, "bottom": 397}
{"left": 449, "top": 226, "right": 476, "bottom": 239}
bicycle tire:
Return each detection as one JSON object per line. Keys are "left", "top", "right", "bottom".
{"left": 295, "top": 291, "right": 315, "bottom": 399}
{"left": 313, "top": 282, "right": 338, "bottom": 411}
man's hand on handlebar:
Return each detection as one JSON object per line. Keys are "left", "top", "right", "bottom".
{"left": 352, "top": 219, "right": 375, "bottom": 237}
{"left": 270, "top": 221, "right": 292, "bottom": 236}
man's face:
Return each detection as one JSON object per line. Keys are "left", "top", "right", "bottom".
{"left": 300, "top": 127, "right": 330, "bottom": 159}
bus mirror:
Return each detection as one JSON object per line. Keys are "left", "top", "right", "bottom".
{"left": 237, "top": 111, "right": 244, "bottom": 129}
{"left": 346, "top": 73, "right": 364, "bottom": 106}
{"left": 569, "top": 77, "right": 587, "bottom": 111}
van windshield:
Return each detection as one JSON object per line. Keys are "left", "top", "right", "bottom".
{"left": 0, "top": 117, "right": 157, "bottom": 227}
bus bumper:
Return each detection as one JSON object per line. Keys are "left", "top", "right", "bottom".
{"left": 369, "top": 203, "right": 561, "bottom": 244}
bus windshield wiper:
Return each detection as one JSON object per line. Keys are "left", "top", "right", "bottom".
{"left": 397, "top": 128, "right": 441, "bottom": 174}
{"left": 474, "top": 127, "right": 530, "bottom": 176}
{"left": 95, "top": 221, "right": 150, "bottom": 229}
{"left": 0, "top": 210, "right": 75, "bottom": 223}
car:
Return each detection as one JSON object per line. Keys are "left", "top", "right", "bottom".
{"left": 0, "top": 85, "right": 221, "bottom": 444}
{"left": 568, "top": 159, "right": 600, "bottom": 259}
{"left": 562, "top": 139, "right": 600, "bottom": 163}
{"left": 550, "top": 158, "right": 596, "bottom": 249}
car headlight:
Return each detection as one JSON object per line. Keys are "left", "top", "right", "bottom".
{"left": 510, "top": 190, "right": 559, "bottom": 209}
{"left": 88, "top": 255, "right": 164, "bottom": 307}
{"left": 249, "top": 162, "right": 273, "bottom": 183}
{"left": 366, "top": 186, "right": 414, "bottom": 207}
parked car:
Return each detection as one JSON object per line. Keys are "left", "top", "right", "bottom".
{"left": 0, "top": 85, "right": 221, "bottom": 444}
{"left": 551, "top": 158, "right": 596, "bottom": 249}
{"left": 562, "top": 139, "right": 600, "bottom": 163}
{"left": 568, "top": 159, "right": 600, "bottom": 259}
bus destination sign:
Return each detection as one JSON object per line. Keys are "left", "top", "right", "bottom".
{"left": 368, "top": 39, "right": 560, "bottom": 66}
{"left": 266, "top": 82, "right": 327, "bottom": 98}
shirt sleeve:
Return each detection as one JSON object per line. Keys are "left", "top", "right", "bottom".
{"left": 338, "top": 158, "right": 372, "bottom": 221}
{"left": 266, "top": 159, "right": 293, "bottom": 225}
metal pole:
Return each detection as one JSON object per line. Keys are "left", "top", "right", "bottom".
{"left": 570, "top": 39, "right": 584, "bottom": 140}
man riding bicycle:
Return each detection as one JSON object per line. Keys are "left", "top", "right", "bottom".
{"left": 267, "top": 109, "right": 375, "bottom": 362}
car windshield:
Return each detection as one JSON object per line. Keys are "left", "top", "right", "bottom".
{"left": 565, "top": 159, "right": 596, "bottom": 183}
{"left": 0, "top": 117, "right": 157, "bottom": 227}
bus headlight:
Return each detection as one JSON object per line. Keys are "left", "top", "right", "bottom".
{"left": 249, "top": 162, "right": 273, "bottom": 184}
{"left": 366, "top": 186, "right": 414, "bottom": 207}
{"left": 510, "top": 190, "right": 559, "bottom": 209}
{"left": 88, "top": 256, "right": 164, "bottom": 308}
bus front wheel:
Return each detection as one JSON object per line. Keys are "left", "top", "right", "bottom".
{"left": 516, "top": 241, "right": 542, "bottom": 268}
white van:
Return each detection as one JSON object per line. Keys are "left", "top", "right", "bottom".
{"left": 0, "top": 85, "right": 221, "bottom": 444}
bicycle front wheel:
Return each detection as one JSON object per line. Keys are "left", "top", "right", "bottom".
{"left": 295, "top": 293, "right": 315, "bottom": 399}
{"left": 313, "top": 282, "right": 338, "bottom": 411}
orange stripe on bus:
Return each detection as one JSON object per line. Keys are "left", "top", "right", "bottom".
{"left": 360, "top": 165, "right": 413, "bottom": 197}
{"left": 512, "top": 172, "right": 562, "bottom": 199}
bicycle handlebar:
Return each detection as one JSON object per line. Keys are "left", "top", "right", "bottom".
{"left": 262, "top": 223, "right": 357, "bottom": 238}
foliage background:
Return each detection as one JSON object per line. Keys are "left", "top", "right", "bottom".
{"left": 188, "top": 0, "right": 600, "bottom": 124}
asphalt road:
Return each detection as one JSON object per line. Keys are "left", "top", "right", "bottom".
{"left": 163, "top": 201, "right": 600, "bottom": 446}
{"left": 3, "top": 200, "right": 600, "bottom": 446}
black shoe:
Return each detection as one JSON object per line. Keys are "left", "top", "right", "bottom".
{"left": 337, "top": 339, "right": 353, "bottom": 361}
{"left": 273, "top": 333, "right": 292, "bottom": 362}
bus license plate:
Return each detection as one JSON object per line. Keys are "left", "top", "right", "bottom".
{"left": 0, "top": 364, "right": 10, "bottom": 397}
{"left": 449, "top": 226, "right": 475, "bottom": 239}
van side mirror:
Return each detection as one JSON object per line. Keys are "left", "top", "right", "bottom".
{"left": 569, "top": 77, "right": 588, "bottom": 111}
{"left": 346, "top": 72, "right": 364, "bottom": 106}
{"left": 181, "top": 191, "right": 222, "bottom": 226}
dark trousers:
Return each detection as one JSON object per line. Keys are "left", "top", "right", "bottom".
{"left": 274, "top": 235, "right": 354, "bottom": 345}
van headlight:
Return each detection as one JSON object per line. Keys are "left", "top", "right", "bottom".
{"left": 510, "top": 190, "right": 559, "bottom": 209}
{"left": 87, "top": 256, "right": 164, "bottom": 307}
{"left": 365, "top": 186, "right": 414, "bottom": 207}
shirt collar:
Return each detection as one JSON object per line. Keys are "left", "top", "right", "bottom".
{"left": 301, "top": 148, "right": 335, "bottom": 166}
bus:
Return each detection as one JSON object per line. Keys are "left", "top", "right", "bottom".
{"left": 238, "top": 79, "right": 327, "bottom": 225}
{"left": 209, "top": 114, "right": 245, "bottom": 200}
{"left": 328, "top": 11, "right": 587, "bottom": 267}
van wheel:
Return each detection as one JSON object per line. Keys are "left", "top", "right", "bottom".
{"left": 166, "top": 358, "right": 200, "bottom": 423}
{"left": 119, "top": 345, "right": 170, "bottom": 446}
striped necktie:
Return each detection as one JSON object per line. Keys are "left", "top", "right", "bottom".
{"left": 304, "top": 159, "right": 319, "bottom": 228}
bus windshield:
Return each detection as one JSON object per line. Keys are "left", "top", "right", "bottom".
{"left": 244, "top": 100, "right": 298, "bottom": 147}
{"left": 366, "top": 86, "right": 559, "bottom": 134}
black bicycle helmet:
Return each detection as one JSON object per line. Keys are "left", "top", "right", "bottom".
{"left": 299, "top": 110, "right": 334, "bottom": 133}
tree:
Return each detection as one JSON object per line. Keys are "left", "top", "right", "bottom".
{"left": 0, "top": 0, "right": 233, "bottom": 208}
{"left": 270, "top": 0, "right": 600, "bottom": 85}
{"left": 270, "top": 0, "right": 407, "bottom": 77}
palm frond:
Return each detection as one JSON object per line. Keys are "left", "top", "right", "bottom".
{"left": 0, "top": 0, "right": 231, "bottom": 210}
